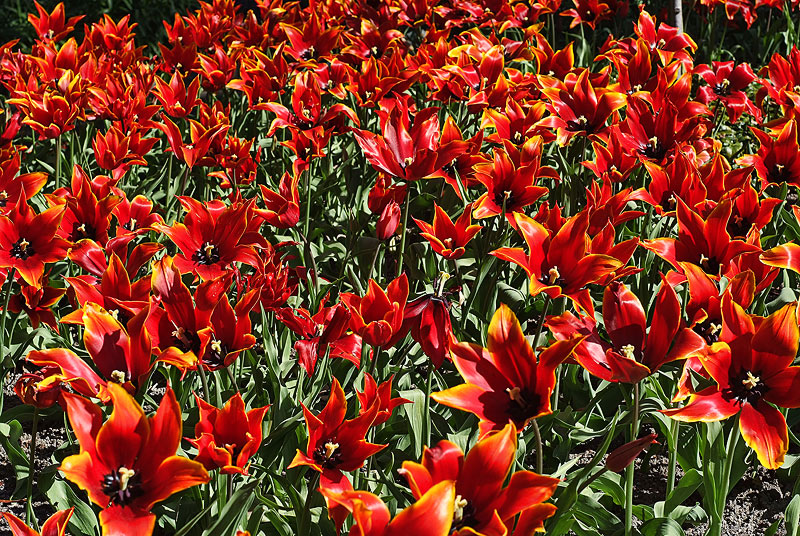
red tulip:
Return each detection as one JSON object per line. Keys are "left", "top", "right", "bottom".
{"left": 663, "top": 298, "right": 800, "bottom": 469}
{"left": 433, "top": 304, "right": 583, "bottom": 436}
{"left": 2, "top": 509, "right": 73, "bottom": 536}
{"left": 341, "top": 274, "right": 409, "bottom": 349}
{"left": 60, "top": 385, "right": 209, "bottom": 535}
{"left": 189, "top": 392, "right": 269, "bottom": 475}
{"left": 400, "top": 423, "right": 559, "bottom": 535}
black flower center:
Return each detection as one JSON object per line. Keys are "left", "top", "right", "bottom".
{"left": 172, "top": 325, "right": 201, "bottom": 354}
{"left": 493, "top": 190, "right": 515, "bottom": 211}
{"left": 193, "top": 242, "right": 220, "bottom": 265}
{"left": 203, "top": 338, "right": 229, "bottom": 368}
{"left": 312, "top": 440, "right": 343, "bottom": 469}
{"left": 69, "top": 221, "right": 96, "bottom": 242}
{"left": 713, "top": 81, "right": 731, "bottom": 96}
{"left": 10, "top": 237, "right": 34, "bottom": 260}
{"left": 725, "top": 370, "right": 768, "bottom": 405}
{"left": 639, "top": 136, "right": 667, "bottom": 161}
{"left": 693, "top": 318, "right": 721, "bottom": 345}
{"left": 101, "top": 467, "right": 144, "bottom": 507}
{"left": 505, "top": 386, "right": 543, "bottom": 424}
{"left": 452, "top": 496, "right": 478, "bottom": 530}
{"left": 566, "top": 115, "right": 591, "bottom": 133}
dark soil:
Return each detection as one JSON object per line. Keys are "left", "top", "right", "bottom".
{"left": 0, "top": 379, "right": 64, "bottom": 530}
{"left": 569, "top": 437, "right": 792, "bottom": 536}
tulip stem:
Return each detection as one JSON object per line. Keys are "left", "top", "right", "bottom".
{"left": 197, "top": 364, "right": 211, "bottom": 402}
{"left": 303, "top": 163, "right": 313, "bottom": 239}
{"left": 666, "top": 418, "right": 679, "bottom": 497}
{"left": 624, "top": 382, "right": 640, "bottom": 536}
{"left": 424, "top": 365, "right": 433, "bottom": 446}
{"left": 0, "top": 268, "right": 15, "bottom": 366}
{"left": 396, "top": 184, "right": 412, "bottom": 279}
{"left": 26, "top": 407, "right": 39, "bottom": 527}
{"left": 55, "top": 134, "right": 61, "bottom": 190}
{"left": 710, "top": 417, "right": 740, "bottom": 536}
{"left": 531, "top": 418, "right": 544, "bottom": 474}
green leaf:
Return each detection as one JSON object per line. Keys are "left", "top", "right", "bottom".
{"left": 400, "top": 388, "right": 426, "bottom": 458}
{"left": 201, "top": 479, "right": 260, "bottom": 536}
{"left": 640, "top": 518, "right": 686, "bottom": 536}
{"left": 786, "top": 494, "right": 800, "bottom": 536}
{"left": 664, "top": 469, "right": 702, "bottom": 512}
{"left": 44, "top": 480, "right": 99, "bottom": 536}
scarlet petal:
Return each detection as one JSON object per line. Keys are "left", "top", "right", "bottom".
{"left": 95, "top": 384, "right": 148, "bottom": 472}
{"left": 513, "top": 503, "right": 558, "bottom": 534}
{"left": 459, "top": 423, "right": 516, "bottom": 507}
{"left": 661, "top": 387, "right": 740, "bottom": 422}
{"left": 142, "top": 456, "right": 210, "bottom": 510}
{"left": 2, "top": 512, "right": 38, "bottom": 536}
{"left": 494, "top": 470, "right": 559, "bottom": 521}
{"left": 386, "top": 480, "right": 455, "bottom": 536}
{"left": 487, "top": 304, "right": 536, "bottom": 388}
{"left": 760, "top": 243, "right": 800, "bottom": 273}
{"left": 98, "top": 506, "right": 156, "bottom": 536}
{"left": 764, "top": 366, "right": 800, "bottom": 408}
{"left": 739, "top": 401, "right": 788, "bottom": 469}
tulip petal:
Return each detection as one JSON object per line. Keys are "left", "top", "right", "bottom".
{"left": 98, "top": 506, "right": 155, "bottom": 536}
{"left": 739, "top": 401, "right": 788, "bottom": 470}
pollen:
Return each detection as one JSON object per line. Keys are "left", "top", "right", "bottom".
{"left": 109, "top": 309, "right": 120, "bottom": 321}
{"left": 742, "top": 371, "right": 761, "bottom": 390}
{"left": 548, "top": 266, "right": 560, "bottom": 284}
{"left": 506, "top": 386, "right": 527, "bottom": 407}
{"left": 453, "top": 495, "right": 469, "bottom": 523}
{"left": 403, "top": 156, "right": 414, "bottom": 167}
{"left": 118, "top": 467, "right": 135, "bottom": 491}
{"left": 203, "top": 242, "right": 216, "bottom": 256}
{"left": 110, "top": 370, "right": 127, "bottom": 383}
{"left": 324, "top": 442, "right": 339, "bottom": 459}
{"left": 620, "top": 344, "right": 636, "bottom": 360}
{"left": 210, "top": 339, "right": 223, "bottom": 354}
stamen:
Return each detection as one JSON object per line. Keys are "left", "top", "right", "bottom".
{"left": 118, "top": 467, "right": 135, "bottom": 491}
{"left": 324, "top": 442, "right": 339, "bottom": 459}
{"left": 742, "top": 371, "right": 760, "bottom": 390}
{"left": 620, "top": 344, "right": 635, "bottom": 360}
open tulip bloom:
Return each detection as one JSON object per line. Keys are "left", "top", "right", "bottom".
{"left": 5, "top": 1, "right": 800, "bottom": 535}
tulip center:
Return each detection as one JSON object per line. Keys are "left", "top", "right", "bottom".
{"left": 452, "top": 494, "right": 477, "bottom": 530}
{"left": 539, "top": 266, "right": 565, "bottom": 287}
{"left": 769, "top": 162, "right": 791, "bottom": 183}
{"left": 102, "top": 466, "right": 143, "bottom": 506}
{"left": 726, "top": 369, "right": 768, "bottom": 405}
{"left": 493, "top": 190, "right": 515, "bottom": 211}
{"left": 693, "top": 319, "right": 721, "bottom": 345}
{"left": 110, "top": 370, "right": 127, "bottom": 383}
{"left": 10, "top": 237, "right": 34, "bottom": 260}
{"left": 713, "top": 79, "right": 731, "bottom": 96}
{"left": 620, "top": 344, "right": 636, "bottom": 360}
{"left": 566, "top": 115, "right": 590, "bottom": 132}
{"left": 172, "top": 325, "right": 201, "bottom": 354}
{"left": 312, "top": 440, "right": 343, "bottom": 469}
{"left": 122, "top": 218, "right": 137, "bottom": 231}
{"left": 193, "top": 242, "right": 221, "bottom": 265}
{"left": 0, "top": 190, "right": 8, "bottom": 207}
{"left": 505, "top": 386, "right": 543, "bottom": 423}
{"left": 639, "top": 136, "right": 667, "bottom": 161}
{"left": 204, "top": 338, "right": 229, "bottom": 368}
{"left": 69, "top": 221, "right": 95, "bottom": 241}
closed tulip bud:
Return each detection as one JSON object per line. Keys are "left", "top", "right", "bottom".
{"left": 605, "top": 433, "right": 658, "bottom": 472}
{"left": 377, "top": 200, "right": 401, "bottom": 240}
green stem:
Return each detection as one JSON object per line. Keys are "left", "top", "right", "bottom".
{"left": 624, "top": 382, "right": 640, "bottom": 536}
{"left": 396, "top": 184, "right": 412, "bottom": 279}
{"left": 55, "top": 134, "right": 62, "bottom": 190}
{"left": 424, "top": 365, "right": 434, "bottom": 447}
{"left": 26, "top": 408, "right": 39, "bottom": 527}
{"left": 0, "top": 268, "right": 15, "bottom": 367}
{"left": 710, "top": 417, "right": 740, "bottom": 536}
{"left": 197, "top": 364, "right": 211, "bottom": 402}
{"left": 666, "top": 418, "right": 680, "bottom": 497}
{"left": 303, "top": 164, "right": 313, "bottom": 238}
{"left": 531, "top": 418, "right": 544, "bottom": 474}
